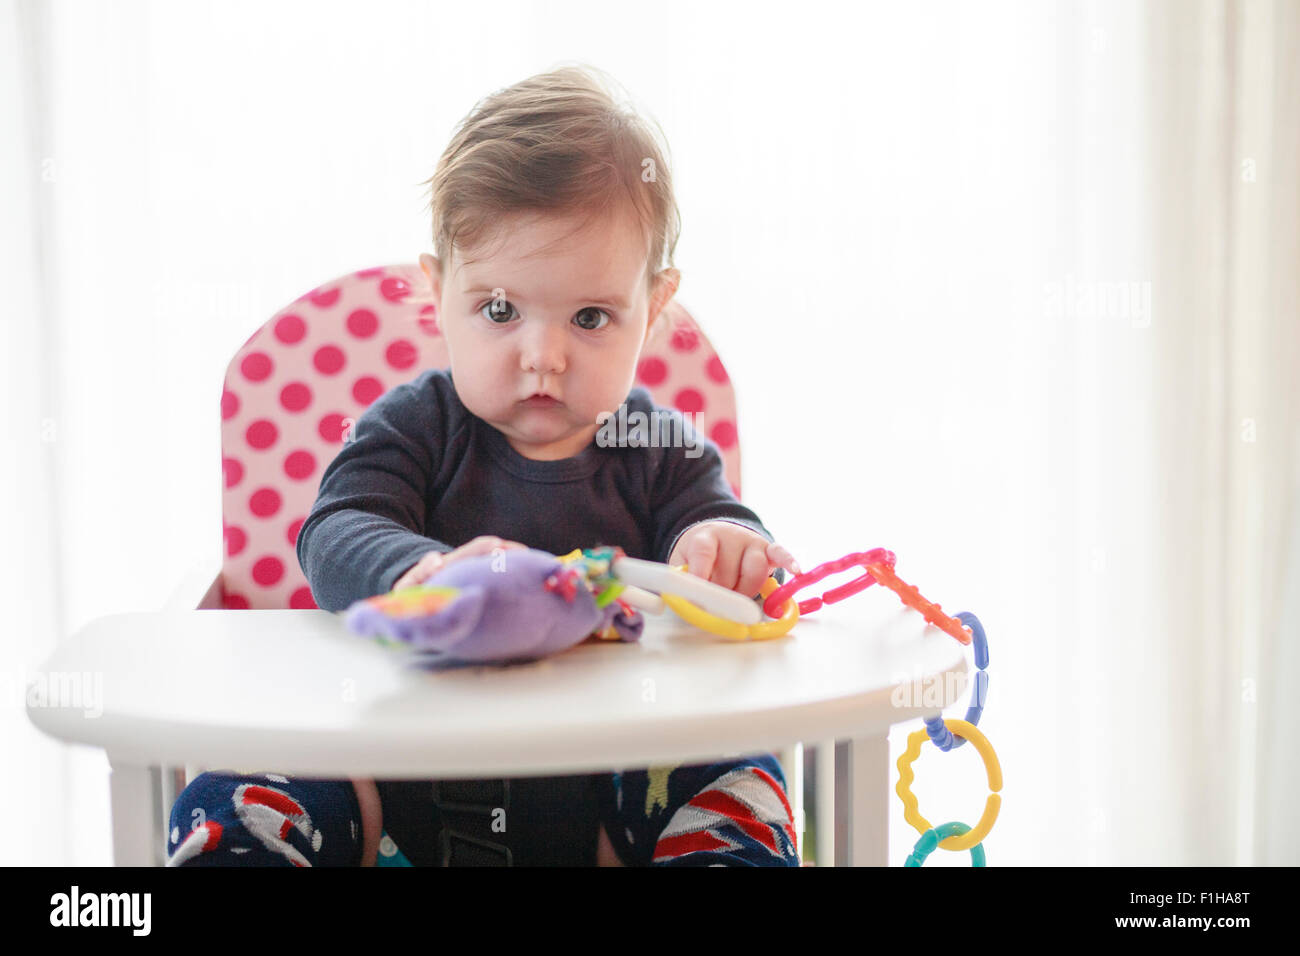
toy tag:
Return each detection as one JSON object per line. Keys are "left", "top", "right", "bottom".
{"left": 359, "top": 585, "right": 460, "bottom": 620}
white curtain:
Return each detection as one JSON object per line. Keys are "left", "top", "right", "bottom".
{"left": 2, "top": 0, "right": 1295, "bottom": 866}
{"left": 1142, "top": 0, "right": 1300, "bottom": 865}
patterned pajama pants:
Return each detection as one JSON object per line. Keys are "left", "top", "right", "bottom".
{"left": 166, "top": 754, "right": 800, "bottom": 867}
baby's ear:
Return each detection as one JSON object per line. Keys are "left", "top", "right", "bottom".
{"left": 652, "top": 267, "right": 681, "bottom": 312}
{"left": 418, "top": 253, "right": 443, "bottom": 299}
{"left": 645, "top": 268, "right": 681, "bottom": 341}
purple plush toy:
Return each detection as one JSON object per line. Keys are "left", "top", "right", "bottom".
{"left": 343, "top": 547, "right": 644, "bottom": 666}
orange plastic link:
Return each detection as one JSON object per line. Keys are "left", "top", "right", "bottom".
{"left": 865, "top": 562, "right": 971, "bottom": 646}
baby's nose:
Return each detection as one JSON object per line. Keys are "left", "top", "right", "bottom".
{"left": 519, "top": 322, "right": 567, "bottom": 374}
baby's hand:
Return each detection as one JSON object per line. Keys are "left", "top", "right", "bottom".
{"left": 391, "top": 535, "right": 529, "bottom": 591}
{"left": 667, "top": 521, "right": 802, "bottom": 599}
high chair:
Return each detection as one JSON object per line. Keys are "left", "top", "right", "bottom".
{"left": 28, "top": 261, "right": 969, "bottom": 867}
{"left": 160, "top": 261, "right": 800, "bottom": 865}
{"left": 215, "top": 263, "right": 745, "bottom": 611}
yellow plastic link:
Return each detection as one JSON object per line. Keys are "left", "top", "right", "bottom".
{"left": 748, "top": 577, "right": 800, "bottom": 640}
{"left": 661, "top": 575, "right": 798, "bottom": 641}
{"left": 663, "top": 592, "right": 750, "bottom": 638}
{"left": 896, "top": 718, "right": 1002, "bottom": 851}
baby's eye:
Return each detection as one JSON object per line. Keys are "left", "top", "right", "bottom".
{"left": 573, "top": 307, "right": 610, "bottom": 331}
{"left": 480, "top": 299, "right": 516, "bottom": 324}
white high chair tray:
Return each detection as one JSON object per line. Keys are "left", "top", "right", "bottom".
{"left": 29, "top": 597, "right": 966, "bottom": 774}
{"left": 27, "top": 594, "right": 968, "bottom": 865}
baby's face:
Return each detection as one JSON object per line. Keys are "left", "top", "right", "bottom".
{"left": 422, "top": 202, "right": 676, "bottom": 461}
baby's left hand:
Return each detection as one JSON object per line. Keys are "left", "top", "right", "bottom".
{"left": 667, "top": 521, "right": 802, "bottom": 599}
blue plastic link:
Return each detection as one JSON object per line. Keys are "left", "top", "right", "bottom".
{"left": 904, "top": 821, "right": 987, "bottom": 867}
{"left": 962, "top": 611, "right": 989, "bottom": 669}
{"left": 924, "top": 611, "right": 990, "bottom": 751}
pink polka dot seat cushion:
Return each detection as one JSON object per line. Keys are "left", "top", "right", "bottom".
{"left": 220, "top": 264, "right": 745, "bottom": 610}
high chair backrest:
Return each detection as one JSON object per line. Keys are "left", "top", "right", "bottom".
{"left": 219, "top": 263, "right": 744, "bottom": 610}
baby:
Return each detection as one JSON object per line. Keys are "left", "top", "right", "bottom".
{"left": 168, "top": 65, "right": 802, "bottom": 867}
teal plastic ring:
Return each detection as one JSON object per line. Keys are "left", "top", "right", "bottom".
{"left": 903, "top": 821, "right": 987, "bottom": 867}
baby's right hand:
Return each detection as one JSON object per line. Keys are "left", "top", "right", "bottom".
{"left": 391, "top": 535, "right": 529, "bottom": 591}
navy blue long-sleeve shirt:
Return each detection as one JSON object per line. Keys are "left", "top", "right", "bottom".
{"left": 293, "top": 367, "right": 790, "bottom": 866}
{"left": 297, "top": 367, "right": 779, "bottom": 613}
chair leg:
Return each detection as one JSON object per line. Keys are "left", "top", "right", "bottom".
{"left": 834, "top": 735, "right": 889, "bottom": 866}
{"left": 773, "top": 743, "right": 804, "bottom": 863}
{"left": 158, "top": 765, "right": 187, "bottom": 863}
{"left": 815, "top": 738, "right": 837, "bottom": 866}
{"left": 108, "top": 757, "right": 156, "bottom": 866}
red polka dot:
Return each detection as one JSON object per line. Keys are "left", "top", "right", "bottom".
{"left": 673, "top": 388, "right": 705, "bottom": 414}
{"left": 290, "top": 586, "right": 318, "bottom": 609}
{"left": 274, "top": 314, "right": 306, "bottom": 344}
{"left": 224, "top": 525, "right": 247, "bottom": 557}
{"left": 221, "top": 389, "right": 240, "bottom": 420}
{"left": 347, "top": 309, "right": 378, "bottom": 338}
{"left": 280, "top": 381, "right": 312, "bottom": 413}
{"left": 241, "top": 352, "right": 273, "bottom": 382}
{"left": 355, "top": 267, "right": 386, "bottom": 278}
{"left": 223, "top": 457, "right": 244, "bottom": 489}
{"left": 637, "top": 357, "right": 668, "bottom": 386}
{"left": 729, "top": 481, "right": 742, "bottom": 500}
{"left": 313, "top": 345, "right": 345, "bottom": 375}
{"left": 318, "top": 413, "right": 346, "bottom": 442}
{"left": 284, "top": 450, "right": 316, "bottom": 480}
{"left": 286, "top": 517, "right": 305, "bottom": 547}
{"left": 252, "top": 556, "right": 284, "bottom": 587}
{"left": 224, "top": 592, "right": 250, "bottom": 610}
{"left": 308, "top": 287, "right": 341, "bottom": 308}
{"left": 249, "top": 487, "right": 282, "bottom": 517}
{"left": 706, "top": 355, "right": 729, "bottom": 384}
{"left": 379, "top": 277, "right": 411, "bottom": 302}
{"left": 417, "top": 306, "right": 440, "bottom": 336}
{"left": 385, "top": 339, "right": 417, "bottom": 370}
{"left": 246, "top": 419, "right": 278, "bottom": 450}
{"left": 670, "top": 326, "right": 699, "bottom": 352}
{"left": 353, "top": 376, "right": 384, "bottom": 405}
{"left": 710, "top": 420, "right": 737, "bottom": 449}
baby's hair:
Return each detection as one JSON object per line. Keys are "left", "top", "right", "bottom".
{"left": 422, "top": 64, "right": 680, "bottom": 291}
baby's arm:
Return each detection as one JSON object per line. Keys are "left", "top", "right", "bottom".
{"left": 295, "top": 378, "right": 454, "bottom": 612}
{"left": 650, "top": 417, "right": 799, "bottom": 596}
{"left": 668, "top": 521, "right": 799, "bottom": 599}
{"left": 389, "top": 535, "right": 529, "bottom": 591}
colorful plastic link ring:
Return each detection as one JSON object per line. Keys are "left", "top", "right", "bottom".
{"left": 896, "top": 718, "right": 1002, "bottom": 851}
{"left": 925, "top": 611, "right": 989, "bottom": 751}
{"left": 865, "top": 562, "right": 972, "bottom": 646}
{"left": 663, "top": 576, "right": 799, "bottom": 641}
{"left": 904, "top": 822, "right": 987, "bottom": 867}
{"left": 761, "top": 548, "right": 896, "bottom": 618}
